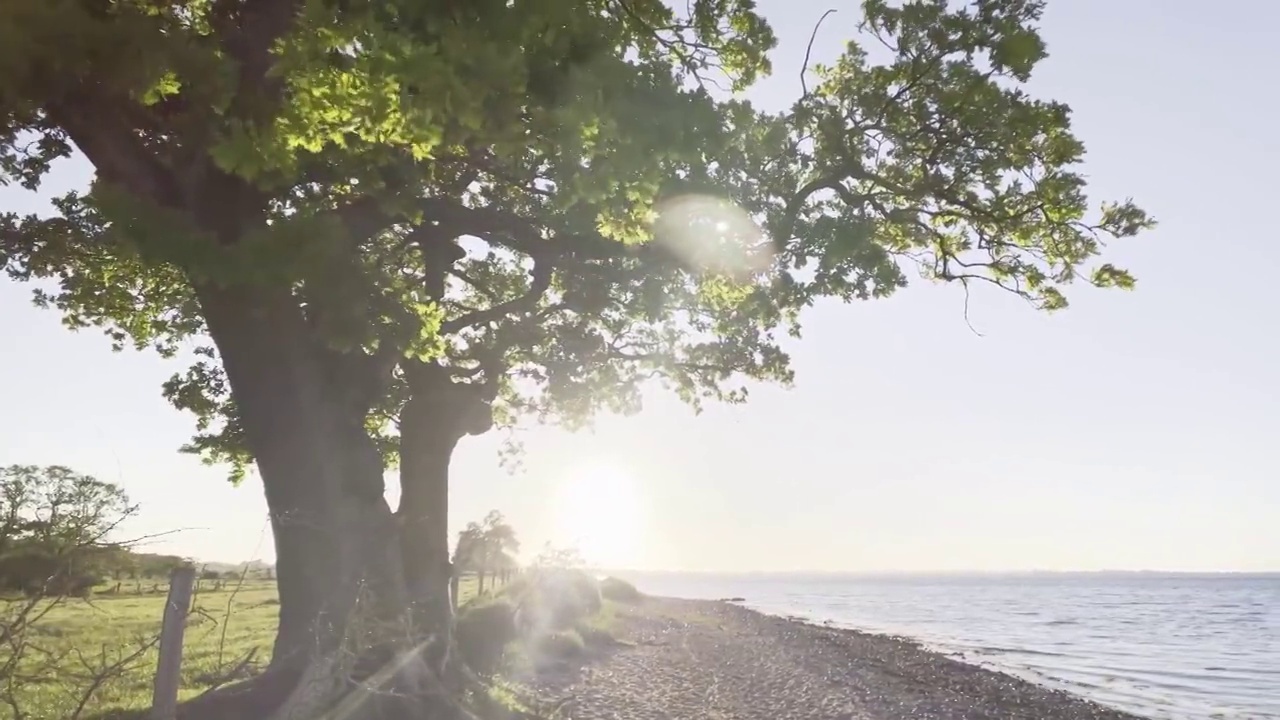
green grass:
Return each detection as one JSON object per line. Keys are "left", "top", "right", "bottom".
{"left": 579, "top": 598, "right": 621, "bottom": 635}
{"left": 2, "top": 575, "right": 494, "bottom": 719}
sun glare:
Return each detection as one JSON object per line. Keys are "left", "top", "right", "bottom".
{"left": 551, "top": 463, "right": 645, "bottom": 569}
{"left": 653, "top": 193, "right": 771, "bottom": 280}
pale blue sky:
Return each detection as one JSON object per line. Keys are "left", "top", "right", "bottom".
{"left": 1, "top": 0, "right": 1276, "bottom": 572}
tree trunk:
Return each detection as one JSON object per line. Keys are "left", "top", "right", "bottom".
{"left": 397, "top": 362, "right": 497, "bottom": 602}
{"left": 198, "top": 283, "right": 407, "bottom": 670}
{"left": 397, "top": 389, "right": 460, "bottom": 650}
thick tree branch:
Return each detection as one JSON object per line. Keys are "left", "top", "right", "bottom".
{"left": 775, "top": 174, "right": 886, "bottom": 247}
{"left": 415, "top": 199, "right": 678, "bottom": 265}
{"left": 321, "top": 192, "right": 685, "bottom": 269}
{"left": 46, "top": 91, "right": 181, "bottom": 209}
{"left": 446, "top": 269, "right": 501, "bottom": 302}
{"left": 216, "top": 0, "right": 306, "bottom": 119}
{"left": 332, "top": 196, "right": 390, "bottom": 245}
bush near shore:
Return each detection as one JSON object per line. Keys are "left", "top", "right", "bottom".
{"left": 599, "top": 576, "right": 644, "bottom": 604}
{"left": 456, "top": 568, "right": 623, "bottom": 678}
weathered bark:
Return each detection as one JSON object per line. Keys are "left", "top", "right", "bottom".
{"left": 397, "top": 387, "right": 458, "bottom": 640}
{"left": 198, "top": 282, "right": 407, "bottom": 668}
{"left": 191, "top": 239, "right": 494, "bottom": 716}
{"left": 394, "top": 237, "right": 470, "bottom": 640}
{"left": 398, "top": 367, "right": 497, "bottom": 583}
{"left": 396, "top": 360, "right": 499, "bottom": 696}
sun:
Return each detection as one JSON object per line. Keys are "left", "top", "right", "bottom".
{"left": 551, "top": 462, "right": 645, "bottom": 569}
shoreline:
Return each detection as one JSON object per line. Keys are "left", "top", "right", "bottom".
{"left": 721, "top": 599, "right": 1149, "bottom": 719}
{"left": 531, "top": 596, "right": 1147, "bottom": 720}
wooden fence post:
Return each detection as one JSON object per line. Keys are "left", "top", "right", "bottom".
{"left": 150, "top": 565, "right": 196, "bottom": 720}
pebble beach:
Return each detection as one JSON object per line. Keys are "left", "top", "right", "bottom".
{"left": 532, "top": 597, "right": 1147, "bottom": 720}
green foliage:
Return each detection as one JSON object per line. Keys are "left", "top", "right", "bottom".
{"left": 455, "top": 597, "right": 519, "bottom": 676}
{"left": 530, "top": 628, "right": 586, "bottom": 661}
{"left": 599, "top": 576, "right": 644, "bottom": 604}
{"left": 460, "top": 680, "right": 535, "bottom": 720}
{"left": 453, "top": 510, "right": 520, "bottom": 574}
{"left": 513, "top": 568, "right": 603, "bottom": 633}
{"left": 458, "top": 567, "right": 617, "bottom": 675}
{"left": 0, "top": 0, "right": 1154, "bottom": 478}
{"left": 0, "top": 465, "right": 137, "bottom": 596}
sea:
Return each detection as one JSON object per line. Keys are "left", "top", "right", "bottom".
{"left": 608, "top": 571, "right": 1279, "bottom": 720}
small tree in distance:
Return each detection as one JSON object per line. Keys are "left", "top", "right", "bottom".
{"left": 533, "top": 545, "right": 587, "bottom": 572}
{"left": 452, "top": 510, "right": 520, "bottom": 595}
{"left": 0, "top": 465, "right": 154, "bottom": 719}
{"left": 0, "top": 465, "right": 136, "bottom": 596}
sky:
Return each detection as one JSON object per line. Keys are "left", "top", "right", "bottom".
{"left": 1, "top": 0, "right": 1277, "bottom": 573}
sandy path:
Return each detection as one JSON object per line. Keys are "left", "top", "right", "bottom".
{"left": 531, "top": 598, "right": 1144, "bottom": 720}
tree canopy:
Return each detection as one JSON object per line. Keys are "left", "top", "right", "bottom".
{"left": 1, "top": 0, "right": 1151, "bottom": 476}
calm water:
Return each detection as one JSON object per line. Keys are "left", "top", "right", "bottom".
{"left": 611, "top": 572, "right": 1279, "bottom": 720}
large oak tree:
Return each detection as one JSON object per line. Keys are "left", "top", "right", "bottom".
{"left": 0, "top": 0, "right": 1151, "bottom": 714}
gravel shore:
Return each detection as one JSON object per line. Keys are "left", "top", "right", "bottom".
{"left": 531, "top": 597, "right": 1147, "bottom": 720}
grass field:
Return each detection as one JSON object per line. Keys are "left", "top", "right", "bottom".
{"left": 3, "top": 576, "right": 489, "bottom": 720}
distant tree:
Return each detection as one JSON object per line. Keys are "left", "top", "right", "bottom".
{"left": 0, "top": 465, "right": 136, "bottom": 596}
{"left": 452, "top": 525, "right": 482, "bottom": 573}
{"left": 533, "top": 544, "right": 586, "bottom": 571}
{"left": 0, "top": 467, "right": 157, "bottom": 718}
{"left": 451, "top": 511, "right": 520, "bottom": 594}
{"left": 92, "top": 546, "right": 137, "bottom": 581}
{"left": 131, "top": 553, "right": 188, "bottom": 580}
{"left": 476, "top": 511, "right": 520, "bottom": 592}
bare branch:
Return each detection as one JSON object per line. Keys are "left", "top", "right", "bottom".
{"left": 67, "top": 635, "right": 160, "bottom": 720}
{"left": 960, "top": 279, "right": 984, "bottom": 337}
{"left": 800, "top": 10, "right": 838, "bottom": 97}
{"left": 194, "top": 648, "right": 260, "bottom": 700}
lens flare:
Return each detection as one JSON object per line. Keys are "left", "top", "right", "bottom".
{"left": 653, "top": 194, "right": 773, "bottom": 279}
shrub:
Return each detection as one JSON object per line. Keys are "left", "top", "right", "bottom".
{"left": 599, "top": 576, "right": 643, "bottom": 603}
{"left": 19, "top": 571, "right": 100, "bottom": 598}
{"left": 514, "top": 569, "right": 601, "bottom": 633}
{"left": 532, "top": 629, "right": 585, "bottom": 661}
{"left": 496, "top": 566, "right": 601, "bottom": 632}
{"left": 455, "top": 598, "right": 519, "bottom": 675}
